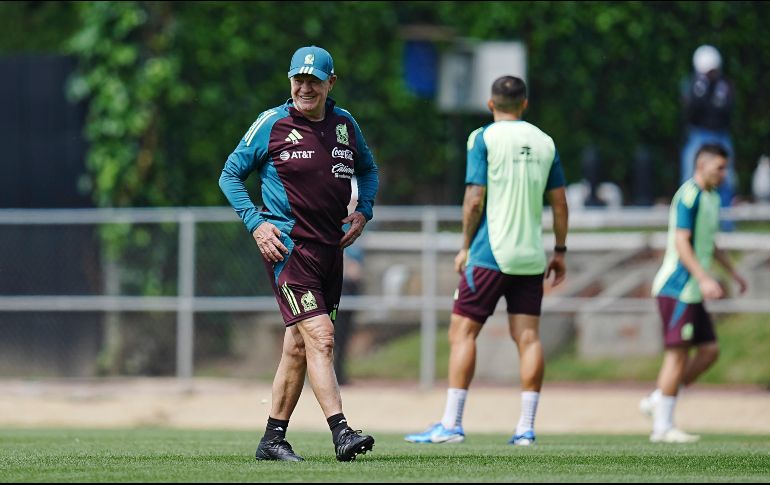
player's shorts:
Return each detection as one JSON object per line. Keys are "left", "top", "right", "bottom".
{"left": 452, "top": 266, "right": 544, "bottom": 324}
{"left": 263, "top": 237, "right": 343, "bottom": 327}
{"left": 656, "top": 296, "right": 716, "bottom": 347}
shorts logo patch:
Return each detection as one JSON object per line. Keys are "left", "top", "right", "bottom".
{"left": 281, "top": 282, "right": 301, "bottom": 316}
{"left": 681, "top": 322, "right": 694, "bottom": 341}
{"left": 453, "top": 288, "right": 459, "bottom": 300}
{"left": 301, "top": 290, "right": 318, "bottom": 312}
{"left": 330, "top": 303, "right": 339, "bottom": 321}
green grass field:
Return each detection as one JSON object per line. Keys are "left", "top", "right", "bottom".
{"left": 2, "top": 429, "right": 768, "bottom": 482}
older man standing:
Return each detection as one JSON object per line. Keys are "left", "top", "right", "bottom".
{"left": 219, "top": 45, "right": 378, "bottom": 462}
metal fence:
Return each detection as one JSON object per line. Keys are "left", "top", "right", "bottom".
{"left": 1, "top": 204, "right": 769, "bottom": 388}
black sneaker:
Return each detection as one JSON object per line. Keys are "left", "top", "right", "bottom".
{"left": 255, "top": 436, "right": 305, "bottom": 462}
{"left": 334, "top": 428, "right": 375, "bottom": 462}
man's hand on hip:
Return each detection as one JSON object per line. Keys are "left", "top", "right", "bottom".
{"left": 340, "top": 212, "right": 367, "bottom": 248}
{"left": 253, "top": 222, "right": 289, "bottom": 262}
{"left": 454, "top": 248, "right": 469, "bottom": 274}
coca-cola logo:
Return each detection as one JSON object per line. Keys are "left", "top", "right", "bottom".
{"left": 331, "top": 163, "right": 354, "bottom": 179}
{"left": 332, "top": 147, "right": 354, "bottom": 161}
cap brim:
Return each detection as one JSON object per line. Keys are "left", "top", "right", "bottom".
{"left": 288, "top": 67, "right": 329, "bottom": 81}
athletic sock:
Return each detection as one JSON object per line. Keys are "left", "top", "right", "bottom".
{"left": 653, "top": 395, "right": 677, "bottom": 435}
{"left": 327, "top": 413, "right": 350, "bottom": 442}
{"left": 650, "top": 388, "right": 662, "bottom": 403}
{"left": 515, "top": 391, "right": 540, "bottom": 436}
{"left": 263, "top": 416, "right": 289, "bottom": 441}
{"left": 440, "top": 388, "right": 468, "bottom": 429}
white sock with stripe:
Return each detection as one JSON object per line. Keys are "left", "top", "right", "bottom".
{"left": 440, "top": 388, "right": 467, "bottom": 429}
{"left": 515, "top": 391, "right": 540, "bottom": 436}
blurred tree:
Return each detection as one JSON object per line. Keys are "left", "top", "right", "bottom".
{"left": 4, "top": 1, "right": 770, "bottom": 205}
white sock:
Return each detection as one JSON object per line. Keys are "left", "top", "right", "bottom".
{"left": 515, "top": 391, "right": 540, "bottom": 435}
{"left": 653, "top": 395, "right": 677, "bottom": 435}
{"left": 440, "top": 388, "right": 467, "bottom": 429}
{"left": 650, "top": 388, "right": 662, "bottom": 403}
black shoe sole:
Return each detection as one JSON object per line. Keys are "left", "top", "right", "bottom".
{"left": 255, "top": 448, "right": 305, "bottom": 462}
{"left": 255, "top": 453, "right": 304, "bottom": 462}
{"left": 336, "top": 436, "right": 375, "bottom": 462}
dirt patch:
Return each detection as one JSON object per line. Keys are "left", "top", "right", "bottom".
{"left": 1, "top": 378, "right": 768, "bottom": 435}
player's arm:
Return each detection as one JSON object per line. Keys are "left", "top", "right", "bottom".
{"left": 341, "top": 112, "right": 379, "bottom": 249}
{"left": 219, "top": 111, "right": 288, "bottom": 261}
{"left": 545, "top": 187, "right": 568, "bottom": 286}
{"left": 544, "top": 150, "right": 568, "bottom": 287}
{"left": 674, "top": 229, "right": 723, "bottom": 299}
{"left": 455, "top": 184, "right": 485, "bottom": 274}
{"left": 713, "top": 244, "right": 748, "bottom": 295}
{"left": 673, "top": 191, "right": 723, "bottom": 299}
{"left": 455, "top": 127, "right": 488, "bottom": 274}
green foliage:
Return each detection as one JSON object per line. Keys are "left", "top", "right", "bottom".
{"left": 0, "top": 2, "right": 79, "bottom": 54}
{"left": 4, "top": 2, "right": 770, "bottom": 206}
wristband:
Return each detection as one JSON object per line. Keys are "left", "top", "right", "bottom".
{"left": 554, "top": 245, "right": 567, "bottom": 253}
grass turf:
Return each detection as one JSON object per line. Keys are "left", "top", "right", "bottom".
{"left": 1, "top": 429, "right": 768, "bottom": 482}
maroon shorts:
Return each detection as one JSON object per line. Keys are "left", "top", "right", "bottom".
{"left": 263, "top": 238, "right": 343, "bottom": 327}
{"left": 452, "top": 266, "right": 544, "bottom": 324}
{"left": 656, "top": 296, "right": 716, "bottom": 347}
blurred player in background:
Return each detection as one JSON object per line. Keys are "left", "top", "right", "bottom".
{"left": 680, "top": 45, "right": 736, "bottom": 231}
{"left": 405, "top": 75, "right": 569, "bottom": 446}
{"left": 640, "top": 144, "right": 748, "bottom": 443}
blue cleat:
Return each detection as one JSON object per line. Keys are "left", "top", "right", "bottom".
{"left": 404, "top": 423, "right": 465, "bottom": 444}
{"left": 508, "top": 430, "right": 536, "bottom": 446}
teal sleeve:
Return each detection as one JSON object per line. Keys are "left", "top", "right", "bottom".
{"left": 676, "top": 191, "right": 701, "bottom": 230}
{"left": 465, "top": 128, "right": 488, "bottom": 185}
{"left": 545, "top": 150, "right": 566, "bottom": 190}
{"left": 343, "top": 111, "right": 379, "bottom": 221}
{"left": 218, "top": 110, "right": 277, "bottom": 233}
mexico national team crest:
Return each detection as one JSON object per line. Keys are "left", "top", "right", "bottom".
{"left": 301, "top": 290, "right": 318, "bottom": 312}
{"left": 335, "top": 123, "right": 349, "bottom": 145}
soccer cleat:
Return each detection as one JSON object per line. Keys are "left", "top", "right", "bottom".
{"left": 334, "top": 428, "right": 375, "bottom": 462}
{"left": 650, "top": 428, "right": 700, "bottom": 443}
{"left": 255, "top": 436, "right": 305, "bottom": 461}
{"left": 508, "top": 430, "right": 536, "bottom": 446}
{"left": 404, "top": 423, "right": 465, "bottom": 444}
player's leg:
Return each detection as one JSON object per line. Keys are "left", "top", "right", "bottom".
{"left": 403, "top": 313, "right": 481, "bottom": 444}
{"left": 296, "top": 312, "right": 374, "bottom": 461}
{"left": 508, "top": 313, "right": 543, "bottom": 445}
{"left": 649, "top": 297, "right": 701, "bottom": 443}
{"left": 682, "top": 341, "right": 719, "bottom": 387}
{"left": 448, "top": 313, "right": 484, "bottom": 389}
{"left": 405, "top": 266, "right": 501, "bottom": 444}
{"left": 256, "top": 325, "right": 307, "bottom": 461}
{"left": 296, "top": 313, "right": 341, "bottom": 416}
{"left": 651, "top": 347, "right": 699, "bottom": 442}
{"left": 270, "top": 325, "right": 307, "bottom": 419}
{"left": 502, "top": 273, "right": 544, "bottom": 446}
{"left": 442, "top": 313, "right": 483, "bottom": 428}
{"left": 681, "top": 303, "right": 718, "bottom": 405}
{"left": 509, "top": 314, "right": 544, "bottom": 392}
{"left": 256, "top": 253, "right": 309, "bottom": 462}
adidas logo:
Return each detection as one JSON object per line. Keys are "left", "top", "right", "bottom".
{"left": 285, "top": 129, "right": 303, "bottom": 144}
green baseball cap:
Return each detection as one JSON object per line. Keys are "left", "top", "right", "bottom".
{"left": 288, "top": 45, "right": 335, "bottom": 81}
